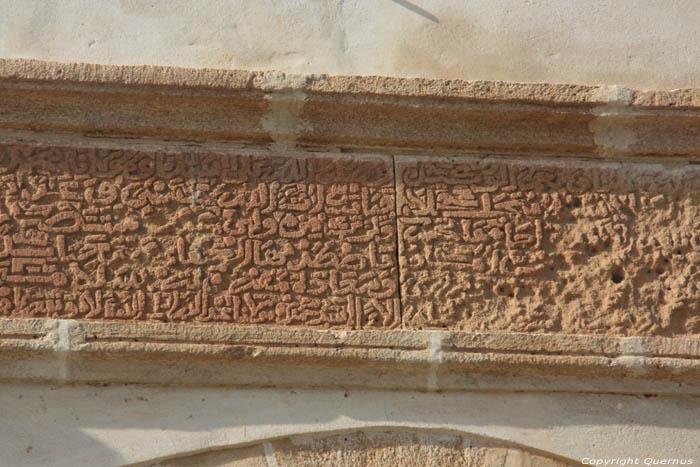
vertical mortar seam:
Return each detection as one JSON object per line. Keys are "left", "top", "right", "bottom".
{"left": 263, "top": 442, "right": 279, "bottom": 467}
{"left": 56, "top": 319, "right": 70, "bottom": 382}
{"left": 427, "top": 330, "right": 443, "bottom": 391}
{"left": 391, "top": 154, "right": 405, "bottom": 330}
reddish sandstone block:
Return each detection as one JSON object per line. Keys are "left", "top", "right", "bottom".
{"left": 396, "top": 156, "right": 700, "bottom": 336}
{"left": 0, "top": 143, "right": 399, "bottom": 329}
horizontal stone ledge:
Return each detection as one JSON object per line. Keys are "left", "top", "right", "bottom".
{"left": 4, "top": 58, "right": 700, "bottom": 108}
{"left": 3, "top": 59, "right": 700, "bottom": 158}
{"left": 1, "top": 318, "right": 700, "bottom": 394}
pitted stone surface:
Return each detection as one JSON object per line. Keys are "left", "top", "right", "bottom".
{"left": 5, "top": 141, "right": 700, "bottom": 337}
{"left": 148, "top": 431, "right": 574, "bottom": 467}
{"left": 397, "top": 156, "right": 700, "bottom": 336}
{"left": 0, "top": 143, "right": 399, "bottom": 329}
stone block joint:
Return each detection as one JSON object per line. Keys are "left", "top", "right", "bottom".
{"left": 1, "top": 59, "right": 700, "bottom": 343}
{"left": 2, "top": 141, "right": 700, "bottom": 339}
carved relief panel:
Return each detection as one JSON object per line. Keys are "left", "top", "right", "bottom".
{"left": 4, "top": 143, "right": 700, "bottom": 336}
{"left": 397, "top": 156, "right": 700, "bottom": 336}
{"left": 0, "top": 144, "right": 399, "bottom": 329}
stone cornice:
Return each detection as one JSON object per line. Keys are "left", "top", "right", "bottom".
{"left": 2, "top": 59, "right": 700, "bottom": 158}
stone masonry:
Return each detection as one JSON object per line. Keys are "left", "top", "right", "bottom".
{"left": 2, "top": 141, "right": 700, "bottom": 337}
{"left": 2, "top": 59, "right": 700, "bottom": 466}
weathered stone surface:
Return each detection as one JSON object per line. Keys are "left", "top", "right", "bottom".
{"left": 4, "top": 318, "right": 700, "bottom": 393}
{"left": 6, "top": 141, "right": 700, "bottom": 338}
{"left": 147, "top": 431, "right": 574, "bottom": 467}
{"left": 269, "top": 431, "right": 574, "bottom": 467}
{"left": 0, "top": 143, "right": 398, "bottom": 328}
{"left": 3, "top": 57, "right": 700, "bottom": 110}
{"left": 397, "top": 156, "right": 700, "bottom": 336}
{"left": 6, "top": 59, "right": 700, "bottom": 159}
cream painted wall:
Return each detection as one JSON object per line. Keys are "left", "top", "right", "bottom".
{"left": 2, "top": 382, "right": 698, "bottom": 466}
{"left": 1, "top": 0, "right": 699, "bottom": 89}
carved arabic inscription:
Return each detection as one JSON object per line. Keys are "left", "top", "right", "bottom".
{"left": 4, "top": 144, "right": 700, "bottom": 336}
{"left": 0, "top": 144, "right": 399, "bottom": 329}
{"left": 397, "top": 156, "right": 700, "bottom": 336}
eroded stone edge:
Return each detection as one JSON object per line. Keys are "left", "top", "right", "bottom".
{"left": 2, "top": 57, "right": 700, "bottom": 109}
{"left": 5, "top": 60, "right": 700, "bottom": 160}
{"left": 2, "top": 318, "right": 700, "bottom": 393}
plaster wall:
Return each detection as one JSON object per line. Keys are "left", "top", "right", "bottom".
{"left": 2, "top": 382, "right": 698, "bottom": 466}
{"left": 1, "top": 0, "right": 700, "bottom": 89}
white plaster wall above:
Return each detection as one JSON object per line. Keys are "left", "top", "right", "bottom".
{"left": 1, "top": 0, "right": 700, "bottom": 89}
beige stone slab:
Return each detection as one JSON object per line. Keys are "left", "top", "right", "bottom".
{"left": 0, "top": 142, "right": 398, "bottom": 329}
{"left": 3, "top": 318, "right": 700, "bottom": 393}
{"left": 0, "top": 59, "right": 612, "bottom": 104}
{"left": 0, "top": 319, "right": 60, "bottom": 383}
{"left": 397, "top": 155, "right": 700, "bottom": 337}
{"left": 0, "top": 58, "right": 696, "bottom": 109}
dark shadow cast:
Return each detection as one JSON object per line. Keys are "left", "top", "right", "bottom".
{"left": 391, "top": 0, "right": 440, "bottom": 23}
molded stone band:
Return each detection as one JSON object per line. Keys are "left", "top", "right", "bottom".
{"left": 2, "top": 59, "right": 700, "bottom": 158}
{"left": 2, "top": 318, "right": 700, "bottom": 394}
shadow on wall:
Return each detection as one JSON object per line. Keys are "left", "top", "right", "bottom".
{"left": 391, "top": 0, "right": 440, "bottom": 23}
{"left": 1, "top": 383, "right": 698, "bottom": 466}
